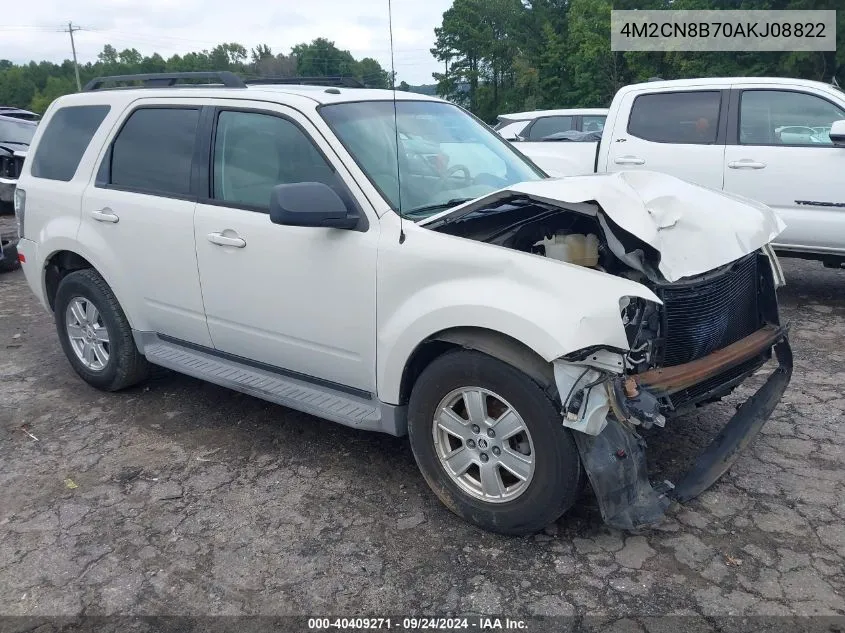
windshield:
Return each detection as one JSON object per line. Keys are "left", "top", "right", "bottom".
{"left": 320, "top": 100, "right": 544, "bottom": 219}
{"left": 0, "top": 118, "right": 36, "bottom": 145}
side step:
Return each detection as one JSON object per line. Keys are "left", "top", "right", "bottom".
{"left": 138, "top": 336, "right": 404, "bottom": 435}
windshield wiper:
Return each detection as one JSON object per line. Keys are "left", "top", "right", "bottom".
{"left": 403, "top": 198, "right": 474, "bottom": 218}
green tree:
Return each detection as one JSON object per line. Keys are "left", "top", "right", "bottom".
{"left": 30, "top": 76, "right": 76, "bottom": 113}
{"left": 431, "top": 0, "right": 489, "bottom": 110}
{"left": 566, "top": 0, "right": 628, "bottom": 106}
{"left": 293, "top": 38, "right": 358, "bottom": 77}
{"left": 357, "top": 57, "right": 390, "bottom": 88}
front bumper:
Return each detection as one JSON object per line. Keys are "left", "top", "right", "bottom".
{"left": 574, "top": 326, "right": 792, "bottom": 530}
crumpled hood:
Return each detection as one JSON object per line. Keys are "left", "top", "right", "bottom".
{"left": 421, "top": 171, "right": 786, "bottom": 282}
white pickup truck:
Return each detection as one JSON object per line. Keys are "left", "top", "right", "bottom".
{"left": 513, "top": 77, "right": 845, "bottom": 267}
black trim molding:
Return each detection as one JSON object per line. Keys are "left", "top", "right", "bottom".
{"left": 157, "top": 333, "right": 373, "bottom": 400}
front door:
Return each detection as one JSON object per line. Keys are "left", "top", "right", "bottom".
{"left": 193, "top": 103, "right": 379, "bottom": 393}
{"left": 723, "top": 87, "right": 845, "bottom": 254}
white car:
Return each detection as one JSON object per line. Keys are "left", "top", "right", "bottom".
{"left": 15, "top": 72, "right": 792, "bottom": 535}
{"left": 494, "top": 108, "right": 609, "bottom": 141}
{"left": 513, "top": 77, "right": 845, "bottom": 268}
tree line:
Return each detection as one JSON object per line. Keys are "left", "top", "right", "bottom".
{"left": 0, "top": 38, "right": 392, "bottom": 113}
{"left": 2, "top": 0, "right": 844, "bottom": 123}
{"left": 431, "top": 0, "right": 845, "bottom": 122}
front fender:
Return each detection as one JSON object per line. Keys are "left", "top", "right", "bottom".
{"left": 376, "top": 218, "right": 659, "bottom": 404}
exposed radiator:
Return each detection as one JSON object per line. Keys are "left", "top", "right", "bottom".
{"left": 658, "top": 253, "right": 761, "bottom": 368}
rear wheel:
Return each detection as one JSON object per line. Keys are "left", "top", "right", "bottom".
{"left": 408, "top": 350, "right": 583, "bottom": 535}
{"left": 54, "top": 269, "right": 149, "bottom": 391}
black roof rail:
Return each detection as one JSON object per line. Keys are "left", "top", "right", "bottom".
{"left": 244, "top": 76, "right": 366, "bottom": 89}
{"left": 83, "top": 71, "right": 247, "bottom": 91}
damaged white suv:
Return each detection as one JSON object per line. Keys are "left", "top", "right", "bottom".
{"left": 15, "top": 72, "right": 792, "bottom": 535}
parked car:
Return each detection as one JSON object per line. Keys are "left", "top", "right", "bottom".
{"left": 494, "top": 108, "right": 609, "bottom": 141}
{"left": 513, "top": 77, "right": 845, "bottom": 268}
{"left": 0, "top": 106, "right": 41, "bottom": 121}
{"left": 15, "top": 72, "right": 791, "bottom": 535}
{"left": 0, "top": 232, "right": 19, "bottom": 273}
{"left": 0, "top": 113, "right": 36, "bottom": 209}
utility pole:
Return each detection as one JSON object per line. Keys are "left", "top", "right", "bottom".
{"left": 65, "top": 22, "right": 82, "bottom": 91}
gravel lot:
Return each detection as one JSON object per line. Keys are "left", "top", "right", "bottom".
{"left": 1, "top": 210, "right": 843, "bottom": 630}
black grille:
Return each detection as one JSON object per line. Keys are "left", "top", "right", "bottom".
{"left": 658, "top": 254, "right": 761, "bottom": 367}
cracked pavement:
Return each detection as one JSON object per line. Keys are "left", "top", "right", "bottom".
{"left": 1, "top": 214, "right": 843, "bottom": 628}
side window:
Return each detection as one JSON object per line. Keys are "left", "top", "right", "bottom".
{"left": 739, "top": 90, "right": 845, "bottom": 146}
{"left": 497, "top": 121, "right": 529, "bottom": 139}
{"left": 108, "top": 107, "right": 199, "bottom": 196}
{"left": 582, "top": 115, "right": 606, "bottom": 132}
{"left": 30, "top": 105, "right": 110, "bottom": 181}
{"left": 527, "top": 116, "right": 574, "bottom": 140}
{"left": 628, "top": 91, "right": 721, "bottom": 144}
{"left": 212, "top": 110, "right": 335, "bottom": 209}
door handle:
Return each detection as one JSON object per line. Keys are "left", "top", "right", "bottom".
{"left": 91, "top": 208, "right": 119, "bottom": 223}
{"left": 614, "top": 156, "right": 645, "bottom": 165}
{"left": 207, "top": 232, "right": 246, "bottom": 248}
{"left": 728, "top": 160, "right": 767, "bottom": 170}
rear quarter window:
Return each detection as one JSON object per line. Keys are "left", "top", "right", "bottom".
{"left": 30, "top": 105, "right": 110, "bottom": 181}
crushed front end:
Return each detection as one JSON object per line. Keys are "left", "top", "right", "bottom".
{"left": 561, "top": 249, "right": 792, "bottom": 529}
{"left": 422, "top": 174, "right": 793, "bottom": 530}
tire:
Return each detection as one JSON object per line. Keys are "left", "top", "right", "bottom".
{"left": 0, "top": 240, "right": 19, "bottom": 273}
{"left": 54, "top": 268, "right": 149, "bottom": 391}
{"left": 408, "top": 350, "right": 583, "bottom": 535}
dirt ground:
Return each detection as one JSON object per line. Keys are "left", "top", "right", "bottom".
{"left": 1, "top": 210, "right": 843, "bottom": 629}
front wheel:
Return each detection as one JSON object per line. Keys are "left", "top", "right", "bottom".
{"left": 408, "top": 350, "right": 583, "bottom": 535}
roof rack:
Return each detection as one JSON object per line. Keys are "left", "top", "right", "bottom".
{"left": 83, "top": 71, "right": 247, "bottom": 92}
{"left": 244, "top": 76, "right": 366, "bottom": 89}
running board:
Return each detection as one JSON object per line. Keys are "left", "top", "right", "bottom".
{"left": 135, "top": 333, "right": 406, "bottom": 436}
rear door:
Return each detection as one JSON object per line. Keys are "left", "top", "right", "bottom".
{"left": 723, "top": 86, "right": 845, "bottom": 254}
{"left": 78, "top": 100, "right": 212, "bottom": 346}
{"left": 604, "top": 88, "right": 728, "bottom": 189}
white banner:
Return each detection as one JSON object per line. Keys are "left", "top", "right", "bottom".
{"left": 611, "top": 10, "right": 837, "bottom": 52}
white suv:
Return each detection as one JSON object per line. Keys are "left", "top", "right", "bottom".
{"left": 15, "top": 72, "right": 792, "bottom": 535}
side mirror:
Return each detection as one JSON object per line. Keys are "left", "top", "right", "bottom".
{"left": 269, "top": 182, "right": 359, "bottom": 229}
{"left": 830, "top": 120, "right": 845, "bottom": 146}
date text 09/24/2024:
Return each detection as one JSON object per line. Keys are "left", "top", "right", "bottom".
{"left": 307, "top": 617, "right": 528, "bottom": 630}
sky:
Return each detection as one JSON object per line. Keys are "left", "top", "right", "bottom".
{"left": 2, "top": 0, "right": 453, "bottom": 84}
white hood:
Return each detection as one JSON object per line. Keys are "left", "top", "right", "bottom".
{"left": 422, "top": 171, "right": 786, "bottom": 282}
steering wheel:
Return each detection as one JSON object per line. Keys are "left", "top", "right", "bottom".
{"left": 442, "top": 164, "right": 472, "bottom": 186}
